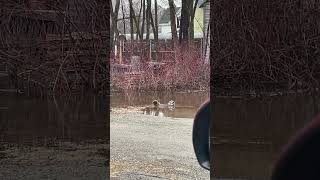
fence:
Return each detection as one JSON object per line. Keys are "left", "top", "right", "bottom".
{"left": 113, "top": 39, "right": 204, "bottom": 64}
{"left": 111, "top": 41, "right": 209, "bottom": 91}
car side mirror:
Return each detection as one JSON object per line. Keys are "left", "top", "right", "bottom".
{"left": 192, "top": 100, "right": 210, "bottom": 170}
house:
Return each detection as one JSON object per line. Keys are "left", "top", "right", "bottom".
{"left": 114, "top": 0, "right": 210, "bottom": 63}
{"left": 158, "top": 7, "right": 182, "bottom": 37}
{"left": 158, "top": 0, "right": 208, "bottom": 40}
{"left": 199, "top": 0, "right": 210, "bottom": 63}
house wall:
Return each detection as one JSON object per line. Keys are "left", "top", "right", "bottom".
{"left": 194, "top": 8, "right": 204, "bottom": 34}
{"left": 203, "top": 3, "right": 210, "bottom": 63}
{"left": 203, "top": 3, "right": 210, "bottom": 33}
{"left": 159, "top": 24, "right": 172, "bottom": 35}
{"left": 158, "top": 7, "right": 204, "bottom": 38}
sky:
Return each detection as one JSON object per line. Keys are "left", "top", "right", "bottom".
{"left": 111, "top": 0, "right": 182, "bottom": 9}
{"left": 157, "top": 0, "right": 181, "bottom": 8}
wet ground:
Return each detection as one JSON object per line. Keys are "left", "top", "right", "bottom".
{"left": 111, "top": 91, "right": 209, "bottom": 118}
{"left": 0, "top": 142, "right": 108, "bottom": 180}
{"left": 110, "top": 91, "right": 209, "bottom": 179}
{"left": 111, "top": 91, "right": 320, "bottom": 179}
{"left": 110, "top": 111, "right": 209, "bottom": 179}
{"left": 211, "top": 93, "right": 320, "bottom": 179}
{"left": 0, "top": 94, "right": 108, "bottom": 179}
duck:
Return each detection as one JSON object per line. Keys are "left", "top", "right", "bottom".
{"left": 168, "top": 100, "right": 175, "bottom": 107}
{"left": 152, "top": 99, "right": 175, "bottom": 108}
{"left": 152, "top": 100, "right": 160, "bottom": 107}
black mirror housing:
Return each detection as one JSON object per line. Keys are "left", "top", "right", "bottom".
{"left": 192, "top": 99, "right": 210, "bottom": 170}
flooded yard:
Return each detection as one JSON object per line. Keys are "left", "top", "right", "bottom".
{"left": 110, "top": 108, "right": 210, "bottom": 179}
{"left": 111, "top": 91, "right": 209, "bottom": 118}
{"left": 211, "top": 93, "right": 320, "bottom": 179}
{"left": 5, "top": 90, "right": 318, "bottom": 179}
{"left": 110, "top": 91, "right": 210, "bottom": 179}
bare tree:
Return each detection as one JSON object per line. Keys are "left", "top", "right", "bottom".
{"left": 129, "top": 0, "right": 141, "bottom": 40}
{"left": 154, "top": 0, "right": 159, "bottom": 41}
{"left": 146, "top": 0, "right": 151, "bottom": 41}
{"left": 179, "top": 0, "right": 193, "bottom": 44}
{"left": 189, "top": 0, "right": 199, "bottom": 40}
{"left": 136, "top": 0, "right": 144, "bottom": 40}
{"left": 129, "top": 0, "right": 134, "bottom": 40}
{"left": 179, "top": 0, "right": 190, "bottom": 43}
{"left": 168, "top": 0, "right": 178, "bottom": 46}
{"left": 120, "top": 0, "right": 126, "bottom": 34}
{"left": 153, "top": 0, "right": 159, "bottom": 62}
{"left": 141, "top": 0, "right": 146, "bottom": 40}
{"left": 111, "top": 0, "right": 120, "bottom": 47}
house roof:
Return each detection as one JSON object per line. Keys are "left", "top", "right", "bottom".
{"left": 159, "top": 7, "right": 181, "bottom": 24}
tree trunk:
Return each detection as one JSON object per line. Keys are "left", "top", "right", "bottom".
{"left": 121, "top": 0, "right": 126, "bottom": 34}
{"left": 150, "top": 11, "right": 156, "bottom": 38}
{"left": 179, "top": 0, "right": 191, "bottom": 44}
{"left": 141, "top": 0, "right": 146, "bottom": 40}
{"left": 146, "top": 0, "right": 151, "bottom": 41}
{"left": 154, "top": 0, "right": 158, "bottom": 41}
{"left": 129, "top": 0, "right": 134, "bottom": 41}
{"left": 150, "top": 9, "right": 158, "bottom": 61}
{"left": 111, "top": 0, "right": 120, "bottom": 48}
{"left": 129, "top": 0, "right": 141, "bottom": 40}
{"left": 137, "top": 0, "right": 143, "bottom": 40}
{"left": 189, "top": 0, "right": 199, "bottom": 41}
{"left": 154, "top": 0, "right": 159, "bottom": 62}
{"left": 168, "top": 0, "right": 178, "bottom": 48}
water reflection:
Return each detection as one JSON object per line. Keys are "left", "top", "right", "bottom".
{"left": 211, "top": 93, "right": 320, "bottom": 179}
{"left": 0, "top": 94, "right": 108, "bottom": 146}
{"left": 143, "top": 107, "right": 166, "bottom": 117}
{"left": 111, "top": 91, "right": 209, "bottom": 118}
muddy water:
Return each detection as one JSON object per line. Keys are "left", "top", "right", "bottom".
{"left": 111, "top": 91, "right": 209, "bottom": 118}
{"left": 211, "top": 93, "right": 320, "bottom": 179}
{"left": 0, "top": 94, "right": 108, "bottom": 146}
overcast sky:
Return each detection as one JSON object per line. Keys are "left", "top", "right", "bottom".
{"left": 156, "top": 0, "right": 181, "bottom": 8}
{"left": 112, "top": 0, "right": 181, "bottom": 9}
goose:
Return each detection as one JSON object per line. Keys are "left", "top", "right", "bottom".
{"left": 192, "top": 99, "right": 320, "bottom": 179}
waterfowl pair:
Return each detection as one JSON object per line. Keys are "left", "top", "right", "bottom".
{"left": 152, "top": 100, "right": 175, "bottom": 108}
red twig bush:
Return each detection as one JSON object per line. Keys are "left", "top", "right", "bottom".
{"left": 111, "top": 43, "right": 209, "bottom": 91}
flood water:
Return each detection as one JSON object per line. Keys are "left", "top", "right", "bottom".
{"left": 0, "top": 94, "right": 108, "bottom": 146}
{"left": 5, "top": 91, "right": 318, "bottom": 179}
{"left": 110, "top": 91, "right": 209, "bottom": 118}
{"left": 211, "top": 93, "right": 320, "bottom": 179}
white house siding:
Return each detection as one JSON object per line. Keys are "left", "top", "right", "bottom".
{"left": 203, "top": 2, "right": 210, "bottom": 64}
{"left": 159, "top": 25, "right": 172, "bottom": 35}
